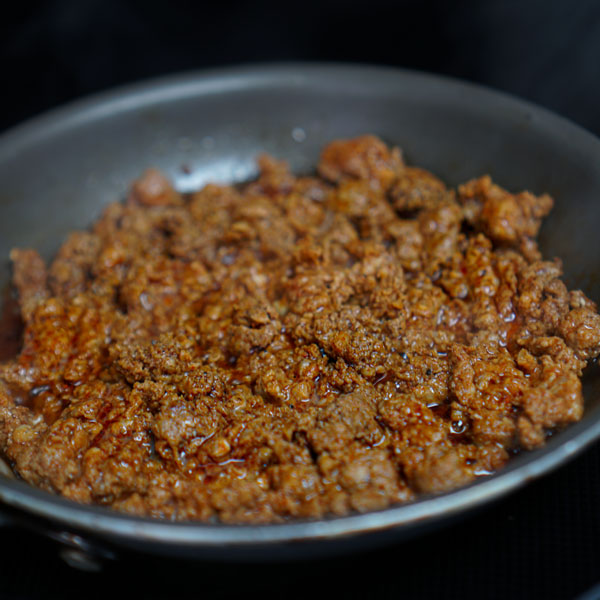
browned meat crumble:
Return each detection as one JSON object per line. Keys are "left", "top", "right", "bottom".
{"left": 1, "top": 135, "right": 599, "bottom": 523}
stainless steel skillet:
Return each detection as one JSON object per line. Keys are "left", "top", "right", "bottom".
{"left": 0, "top": 63, "right": 599, "bottom": 562}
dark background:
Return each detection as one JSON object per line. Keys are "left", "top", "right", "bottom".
{"left": 2, "top": 1, "right": 600, "bottom": 598}
{"left": 3, "top": 0, "right": 600, "bottom": 136}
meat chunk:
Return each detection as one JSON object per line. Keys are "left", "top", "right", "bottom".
{"left": 307, "top": 391, "right": 384, "bottom": 454}
{"left": 10, "top": 248, "right": 48, "bottom": 323}
{"left": 390, "top": 167, "right": 450, "bottom": 214}
{"left": 48, "top": 232, "right": 101, "bottom": 298}
{"left": 459, "top": 175, "right": 553, "bottom": 245}
{"left": 559, "top": 306, "right": 600, "bottom": 361}
{"left": 318, "top": 135, "right": 403, "bottom": 190}
{"left": 129, "top": 168, "right": 182, "bottom": 206}
{"left": 518, "top": 360, "right": 583, "bottom": 449}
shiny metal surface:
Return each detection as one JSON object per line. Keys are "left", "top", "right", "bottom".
{"left": 0, "top": 64, "right": 599, "bottom": 559}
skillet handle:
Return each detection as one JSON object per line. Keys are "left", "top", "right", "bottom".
{"left": 0, "top": 461, "right": 19, "bottom": 527}
{"left": 0, "top": 506, "right": 115, "bottom": 570}
{"left": 0, "top": 482, "right": 116, "bottom": 570}
{"left": 0, "top": 510, "right": 13, "bottom": 527}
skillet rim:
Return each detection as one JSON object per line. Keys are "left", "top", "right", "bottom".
{"left": 0, "top": 61, "right": 599, "bottom": 550}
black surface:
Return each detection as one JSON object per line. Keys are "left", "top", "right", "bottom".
{"left": 1, "top": 444, "right": 600, "bottom": 599}
{"left": 3, "top": 0, "right": 600, "bottom": 138}
{"left": 2, "top": 1, "right": 600, "bottom": 598}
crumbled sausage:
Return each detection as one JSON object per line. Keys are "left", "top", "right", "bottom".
{"left": 0, "top": 135, "right": 598, "bottom": 523}
{"left": 9, "top": 248, "right": 48, "bottom": 323}
{"left": 318, "top": 134, "right": 403, "bottom": 190}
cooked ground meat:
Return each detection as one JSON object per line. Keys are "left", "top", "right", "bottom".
{"left": 1, "top": 135, "right": 599, "bottom": 523}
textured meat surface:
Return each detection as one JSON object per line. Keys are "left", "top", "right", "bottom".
{"left": 0, "top": 135, "right": 599, "bottom": 523}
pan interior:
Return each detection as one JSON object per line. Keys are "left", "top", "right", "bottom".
{"left": 0, "top": 65, "right": 599, "bottom": 534}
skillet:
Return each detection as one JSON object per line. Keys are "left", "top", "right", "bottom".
{"left": 0, "top": 63, "right": 599, "bottom": 562}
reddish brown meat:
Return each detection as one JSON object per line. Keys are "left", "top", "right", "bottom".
{"left": 0, "top": 135, "right": 598, "bottom": 523}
